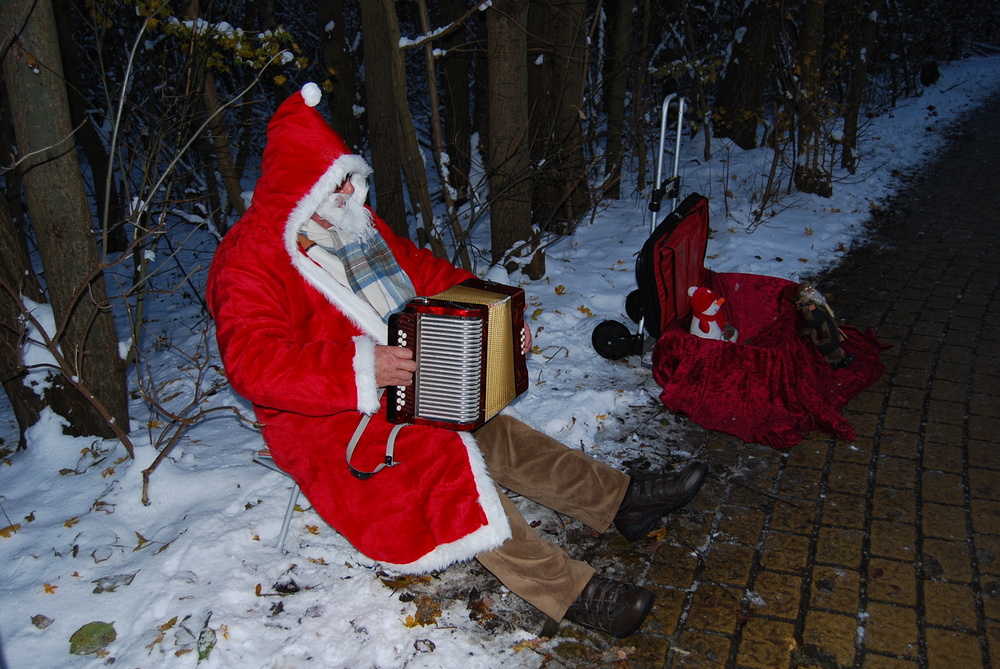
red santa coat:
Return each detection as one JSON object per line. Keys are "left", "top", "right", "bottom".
{"left": 207, "top": 84, "right": 510, "bottom": 573}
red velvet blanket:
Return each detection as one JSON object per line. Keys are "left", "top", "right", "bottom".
{"left": 651, "top": 271, "right": 887, "bottom": 449}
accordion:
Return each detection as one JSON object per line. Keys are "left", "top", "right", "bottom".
{"left": 386, "top": 279, "right": 529, "bottom": 430}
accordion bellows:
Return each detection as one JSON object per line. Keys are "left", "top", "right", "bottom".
{"left": 387, "top": 279, "right": 529, "bottom": 430}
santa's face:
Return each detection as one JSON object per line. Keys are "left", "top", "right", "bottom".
{"left": 315, "top": 174, "right": 373, "bottom": 239}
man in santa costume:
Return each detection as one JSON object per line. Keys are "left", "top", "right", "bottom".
{"left": 207, "top": 83, "right": 707, "bottom": 638}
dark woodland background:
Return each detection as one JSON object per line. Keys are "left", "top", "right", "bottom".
{"left": 1, "top": 0, "right": 997, "bottom": 456}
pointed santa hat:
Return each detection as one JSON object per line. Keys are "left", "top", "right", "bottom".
{"left": 260, "top": 82, "right": 373, "bottom": 222}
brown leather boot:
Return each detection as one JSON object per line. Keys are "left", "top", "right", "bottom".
{"left": 614, "top": 462, "right": 708, "bottom": 541}
{"left": 562, "top": 574, "right": 655, "bottom": 638}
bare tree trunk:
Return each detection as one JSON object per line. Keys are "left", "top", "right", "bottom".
{"left": 487, "top": 0, "right": 532, "bottom": 264}
{"left": 841, "top": 0, "right": 881, "bottom": 173}
{"left": 602, "top": 0, "right": 634, "bottom": 199}
{"left": 0, "top": 189, "right": 46, "bottom": 448}
{"left": 1, "top": 0, "right": 129, "bottom": 437}
{"left": 183, "top": 1, "right": 246, "bottom": 220}
{"left": 634, "top": 0, "right": 653, "bottom": 188}
{"left": 528, "top": 0, "right": 590, "bottom": 232}
{"left": 678, "top": 0, "right": 713, "bottom": 162}
{"left": 416, "top": 0, "right": 472, "bottom": 270}
{"left": 712, "top": 0, "right": 783, "bottom": 149}
{"left": 376, "top": 0, "right": 443, "bottom": 255}
{"left": 439, "top": 0, "right": 473, "bottom": 205}
{"left": 359, "top": 0, "right": 409, "bottom": 239}
{"left": 317, "top": 0, "right": 363, "bottom": 153}
{"left": 202, "top": 72, "right": 246, "bottom": 218}
{"left": 793, "top": 0, "right": 833, "bottom": 196}
{"left": 52, "top": 0, "right": 128, "bottom": 253}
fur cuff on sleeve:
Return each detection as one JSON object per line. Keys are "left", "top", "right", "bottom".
{"left": 353, "top": 335, "right": 380, "bottom": 414}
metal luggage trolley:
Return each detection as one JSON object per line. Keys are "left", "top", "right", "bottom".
{"left": 592, "top": 94, "right": 688, "bottom": 360}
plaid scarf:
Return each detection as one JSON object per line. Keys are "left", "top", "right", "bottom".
{"left": 303, "top": 214, "right": 416, "bottom": 321}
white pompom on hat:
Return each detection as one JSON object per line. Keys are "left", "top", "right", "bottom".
{"left": 301, "top": 82, "right": 322, "bottom": 108}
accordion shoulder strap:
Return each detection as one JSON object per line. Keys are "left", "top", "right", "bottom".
{"left": 346, "top": 406, "right": 408, "bottom": 481}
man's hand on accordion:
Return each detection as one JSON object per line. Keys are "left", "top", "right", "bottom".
{"left": 375, "top": 345, "right": 417, "bottom": 387}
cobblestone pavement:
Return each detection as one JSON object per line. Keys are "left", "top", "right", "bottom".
{"left": 549, "top": 94, "right": 1000, "bottom": 668}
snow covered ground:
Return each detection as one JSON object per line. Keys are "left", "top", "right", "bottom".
{"left": 2, "top": 54, "right": 999, "bottom": 669}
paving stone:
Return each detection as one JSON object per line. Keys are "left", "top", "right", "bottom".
{"left": 786, "top": 438, "right": 829, "bottom": 468}
{"left": 820, "top": 491, "right": 868, "bottom": 528}
{"left": 871, "top": 485, "right": 918, "bottom": 524}
{"left": 878, "top": 430, "right": 920, "bottom": 458}
{"left": 869, "top": 520, "right": 917, "bottom": 561}
{"left": 969, "top": 415, "right": 1000, "bottom": 444}
{"left": 815, "top": 526, "right": 865, "bottom": 569}
{"left": 759, "top": 531, "right": 811, "bottom": 573}
{"left": 672, "top": 630, "right": 732, "bottom": 667}
{"left": 925, "top": 400, "right": 966, "bottom": 426}
{"left": 751, "top": 570, "right": 801, "bottom": 620}
{"left": 699, "top": 542, "right": 755, "bottom": 587}
{"left": 921, "top": 470, "right": 966, "bottom": 506}
{"left": 921, "top": 442, "right": 964, "bottom": 473}
{"left": 802, "top": 610, "right": 858, "bottom": 667}
{"left": 644, "top": 586, "right": 687, "bottom": 638}
{"left": 968, "top": 440, "right": 1000, "bottom": 470}
{"left": 647, "top": 544, "right": 699, "bottom": 589}
{"left": 861, "top": 656, "right": 919, "bottom": 669}
{"left": 923, "top": 580, "right": 979, "bottom": 631}
{"left": 867, "top": 557, "right": 918, "bottom": 606}
{"left": 863, "top": 601, "right": 919, "bottom": 658}
{"left": 847, "top": 390, "right": 885, "bottom": 415}
{"left": 971, "top": 498, "right": 1000, "bottom": 535}
{"left": 975, "top": 536, "right": 1000, "bottom": 576}
{"left": 924, "top": 420, "right": 964, "bottom": 446}
{"left": 922, "top": 538, "right": 974, "bottom": 582}
{"left": 627, "top": 634, "right": 672, "bottom": 668}
{"left": 735, "top": 617, "right": 795, "bottom": 668}
{"left": 809, "top": 565, "right": 861, "bottom": 614}
{"left": 826, "top": 461, "right": 870, "bottom": 495}
{"left": 714, "top": 506, "right": 767, "bottom": 545}
{"left": 768, "top": 500, "right": 817, "bottom": 534}
{"left": 683, "top": 584, "right": 742, "bottom": 635}
{"left": 881, "top": 408, "right": 924, "bottom": 434}
{"left": 928, "top": 379, "right": 966, "bottom": 403}
{"left": 924, "top": 628, "right": 984, "bottom": 668}
{"left": 832, "top": 439, "right": 872, "bottom": 465}
{"left": 875, "top": 455, "right": 918, "bottom": 489}
{"left": 969, "top": 468, "right": 1000, "bottom": 500}
{"left": 776, "top": 465, "right": 824, "bottom": 501}
{"left": 921, "top": 502, "right": 969, "bottom": 541}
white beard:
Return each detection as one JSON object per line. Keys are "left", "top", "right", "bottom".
{"left": 315, "top": 190, "right": 374, "bottom": 240}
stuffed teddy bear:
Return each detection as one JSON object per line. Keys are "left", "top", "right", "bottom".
{"left": 688, "top": 286, "right": 737, "bottom": 342}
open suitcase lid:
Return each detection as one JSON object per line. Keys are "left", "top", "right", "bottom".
{"left": 634, "top": 193, "right": 709, "bottom": 338}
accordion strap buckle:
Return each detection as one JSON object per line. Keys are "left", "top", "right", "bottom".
{"left": 346, "top": 408, "right": 408, "bottom": 481}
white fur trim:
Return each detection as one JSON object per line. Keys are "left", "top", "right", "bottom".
{"left": 377, "top": 431, "right": 511, "bottom": 574}
{"left": 352, "top": 335, "right": 381, "bottom": 415}
{"left": 302, "top": 82, "right": 322, "bottom": 107}
{"left": 285, "top": 154, "right": 386, "bottom": 342}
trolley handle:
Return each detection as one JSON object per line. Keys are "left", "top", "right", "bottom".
{"left": 651, "top": 94, "right": 687, "bottom": 223}
{"left": 649, "top": 176, "right": 681, "bottom": 213}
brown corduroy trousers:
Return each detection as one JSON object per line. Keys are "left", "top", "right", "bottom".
{"left": 472, "top": 415, "right": 630, "bottom": 621}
